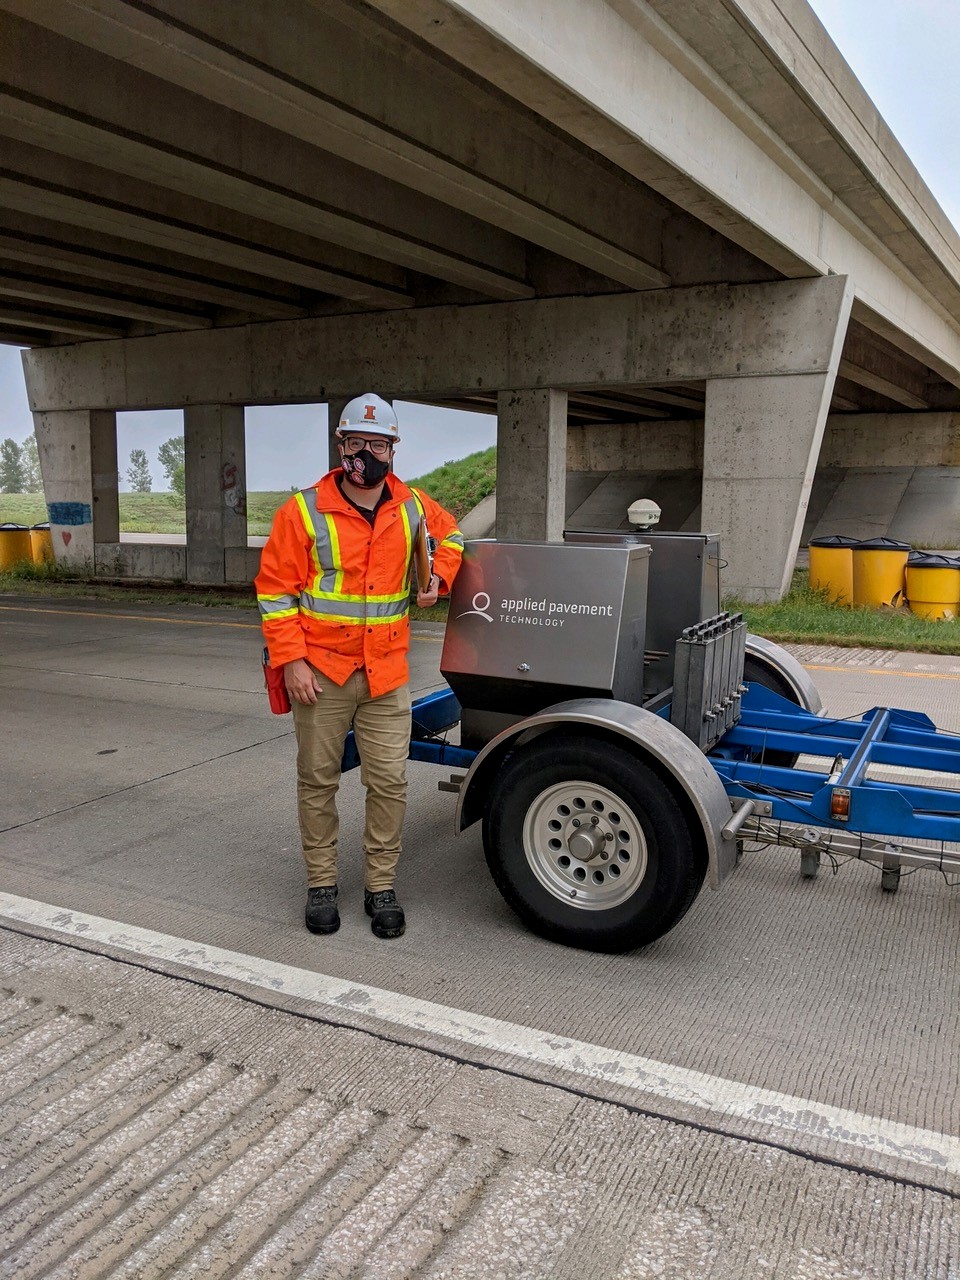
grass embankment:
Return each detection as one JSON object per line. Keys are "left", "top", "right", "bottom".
{"left": 0, "top": 491, "right": 293, "bottom": 536}
{"left": 727, "top": 573, "right": 960, "bottom": 655}
{"left": 407, "top": 447, "right": 496, "bottom": 521}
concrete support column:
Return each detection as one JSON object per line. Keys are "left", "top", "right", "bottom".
{"left": 702, "top": 279, "right": 853, "bottom": 601}
{"left": 496, "top": 388, "right": 568, "bottom": 541}
{"left": 184, "top": 404, "right": 247, "bottom": 584}
{"left": 702, "top": 377, "right": 836, "bottom": 600}
{"left": 33, "top": 409, "right": 118, "bottom": 567}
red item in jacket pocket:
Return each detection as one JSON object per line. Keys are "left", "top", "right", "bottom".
{"left": 263, "top": 647, "right": 292, "bottom": 714}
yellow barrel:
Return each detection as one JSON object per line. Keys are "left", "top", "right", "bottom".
{"left": 0, "top": 522, "right": 31, "bottom": 569}
{"left": 852, "top": 538, "right": 911, "bottom": 608}
{"left": 808, "top": 535, "right": 857, "bottom": 603}
{"left": 905, "top": 554, "right": 960, "bottom": 621}
{"left": 29, "top": 522, "right": 53, "bottom": 564}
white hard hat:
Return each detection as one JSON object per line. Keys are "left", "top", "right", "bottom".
{"left": 337, "top": 393, "right": 400, "bottom": 442}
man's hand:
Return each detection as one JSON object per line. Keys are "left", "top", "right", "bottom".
{"left": 284, "top": 658, "right": 322, "bottom": 705}
{"left": 416, "top": 573, "right": 440, "bottom": 608}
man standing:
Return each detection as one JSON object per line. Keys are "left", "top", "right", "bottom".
{"left": 256, "top": 394, "right": 464, "bottom": 939}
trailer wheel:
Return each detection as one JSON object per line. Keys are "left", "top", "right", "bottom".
{"left": 483, "top": 734, "right": 706, "bottom": 953}
{"left": 742, "top": 655, "right": 801, "bottom": 769}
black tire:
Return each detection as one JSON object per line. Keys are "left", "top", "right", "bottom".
{"left": 742, "top": 655, "right": 801, "bottom": 769}
{"left": 483, "top": 734, "right": 707, "bottom": 953}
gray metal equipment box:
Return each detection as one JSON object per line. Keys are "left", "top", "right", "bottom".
{"left": 563, "top": 529, "right": 720, "bottom": 698}
{"left": 441, "top": 540, "right": 650, "bottom": 749}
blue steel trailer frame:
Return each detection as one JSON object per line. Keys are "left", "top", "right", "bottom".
{"left": 343, "top": 683, "right": 960, "bottom": 853}
{"left": 710, "top": 683, "right": 960, "bottom": 846}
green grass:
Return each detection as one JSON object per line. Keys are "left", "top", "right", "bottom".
{"left": 407, "top": 447, "right": 497, "bottom": 521}
{"left": 0, "top": 556, "right": 256, "bottom": 608}
{"left": 729, "top": 572, "right": 960, "bottom": 655}
{"left": 0, "top": 490, "right": 296, "bottom": 536}
{"left": 0, "top": 493, "right": 48, "bottom": 525}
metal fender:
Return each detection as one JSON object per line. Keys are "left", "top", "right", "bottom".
{"left": 456, "top": 698, "right": 738, "bottom": 889}
{"left": 745, "top": 634, "right": 822, "bottom": 715}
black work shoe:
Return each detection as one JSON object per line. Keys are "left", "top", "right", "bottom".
{"left": 305, "top": 885, "right": 340, "bottom": 934}
{"left": 364, "top": 889, "right": 405, "bottom": 939}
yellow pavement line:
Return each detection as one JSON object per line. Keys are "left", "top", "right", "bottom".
{"left": 805, "top": 663, "right": 960, "bottom": 682}
{"left": 0, "top": 604, "right": 259, "bottom": 629}
{"left": 0, "top": 602, "right": 444, "bottom": 640}
{"left": 0, "top": 607, "right": 948, "bottom": 662}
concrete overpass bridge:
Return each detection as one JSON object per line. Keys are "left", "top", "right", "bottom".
{"left": 4, "top": 0, "right": 960, "bottom": 598}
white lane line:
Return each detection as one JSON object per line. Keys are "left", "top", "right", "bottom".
{"left": 1, "top": 891, "right": 956, "bottom": 1177}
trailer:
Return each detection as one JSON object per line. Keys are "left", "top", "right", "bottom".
{"left": 344, "top": 532, "right": 960, "bottom": 952}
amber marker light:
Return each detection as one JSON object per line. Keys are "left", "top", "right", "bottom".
{"left": 830, "top": 788, "right": 851, "bottom": 821}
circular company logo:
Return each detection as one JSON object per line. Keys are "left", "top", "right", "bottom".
{"left": 458, "top": 591, "right": 493, "bottom": 622}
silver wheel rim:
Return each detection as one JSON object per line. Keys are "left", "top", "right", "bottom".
{"left": 522, "top": 780, "right": 649, "bottom": 910}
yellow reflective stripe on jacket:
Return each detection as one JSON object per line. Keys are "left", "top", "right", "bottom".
{"left": 299, "top": 604, "right": 410, "bottom": 625}
{"left": 299, "top": 591, "right": 410, "bottom": 620}
{"left": 399, "top": 494, "right": 419, "bottom": 586}
{"left": 440, "top": 532, "right": 464, "bottom": 549}
{"left": 322, "top": 512, "right": 345, "bottom": 596}
{"left": 400, "top": 500, "right": 414, "bottom": 563}
{"left": 296, "top": 489, "right": 349, "bottom": 597}
{"left": 303, "top": 589, "right": 410, "bottom": 605}
{"left": 293, "top": 491, "right": 324, "bottom": 593}
{"left": 258, "top": 593, "right": 299, "bottom": 620}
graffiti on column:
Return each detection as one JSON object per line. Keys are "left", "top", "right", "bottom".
{"left": 47, "top": 501, "right": 92, "bottom": 546}
{"left": 221, "top": 463, "right": 246, "bottom": 517}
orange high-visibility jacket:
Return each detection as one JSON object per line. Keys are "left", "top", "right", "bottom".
{"left": 255, "top": 470, "right": 464, "bottom": 697}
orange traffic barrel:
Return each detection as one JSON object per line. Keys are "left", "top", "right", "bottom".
{"left": 808, "top": 535, "right": 857, "bottom": 603}
{"left": 0, "top": 522, "right": 31, "bottom": 569}
{"left": 905, "top": 554, "right": 960, "bottom": 621}
{"left": 852, "top": 537, "right": 911, "bottom": 608}
{"left": 29, "top": 521, "right": 53, "bottom": 564}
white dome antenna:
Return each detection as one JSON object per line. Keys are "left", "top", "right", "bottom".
{"left": 627, "top": 498, "right": 661, "bottom": 530}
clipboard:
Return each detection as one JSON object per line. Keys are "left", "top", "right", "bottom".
{"left": 413, "top": 511, "right": 432, "bottom": 591}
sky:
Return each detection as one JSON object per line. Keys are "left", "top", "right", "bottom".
{"left": 1, "top": 0, "right": 958, "bottom": 489}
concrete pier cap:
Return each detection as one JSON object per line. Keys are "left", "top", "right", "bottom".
{"left": 22, "top": 275, "right": 855, "bottom": 599}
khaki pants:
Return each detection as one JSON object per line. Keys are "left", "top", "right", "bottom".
{"left": 292, "top": 668, "right": 411, "bottom": 890}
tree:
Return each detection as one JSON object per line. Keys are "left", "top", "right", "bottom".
{"left": 127, "top": 448, "right": 152, "bottom": 493}
{"left": 0, "top": 437, "right": 26, "bottom": 493}
{"left": 19, "top": 435, "right": 42, "bottom": 492}
{"left": 157, "top": 435, "right": 185, "bottom": 499}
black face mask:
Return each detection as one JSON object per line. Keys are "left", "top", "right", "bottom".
{"left": 341, "top": 448, "right": 390, "bottom": 489}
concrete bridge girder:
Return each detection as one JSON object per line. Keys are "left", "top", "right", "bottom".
{"left": 369, "top": 0, "right": 960, "bottom": 387}
{"left": 0, "top": 0, "right": 708, "bottom": 295}
{"left": 26, "top": 274, "right": 854, "bottom": 599}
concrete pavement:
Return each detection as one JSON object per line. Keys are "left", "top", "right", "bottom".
{"left": 1, "top": 593, "right": 958, "bottom": 1276}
